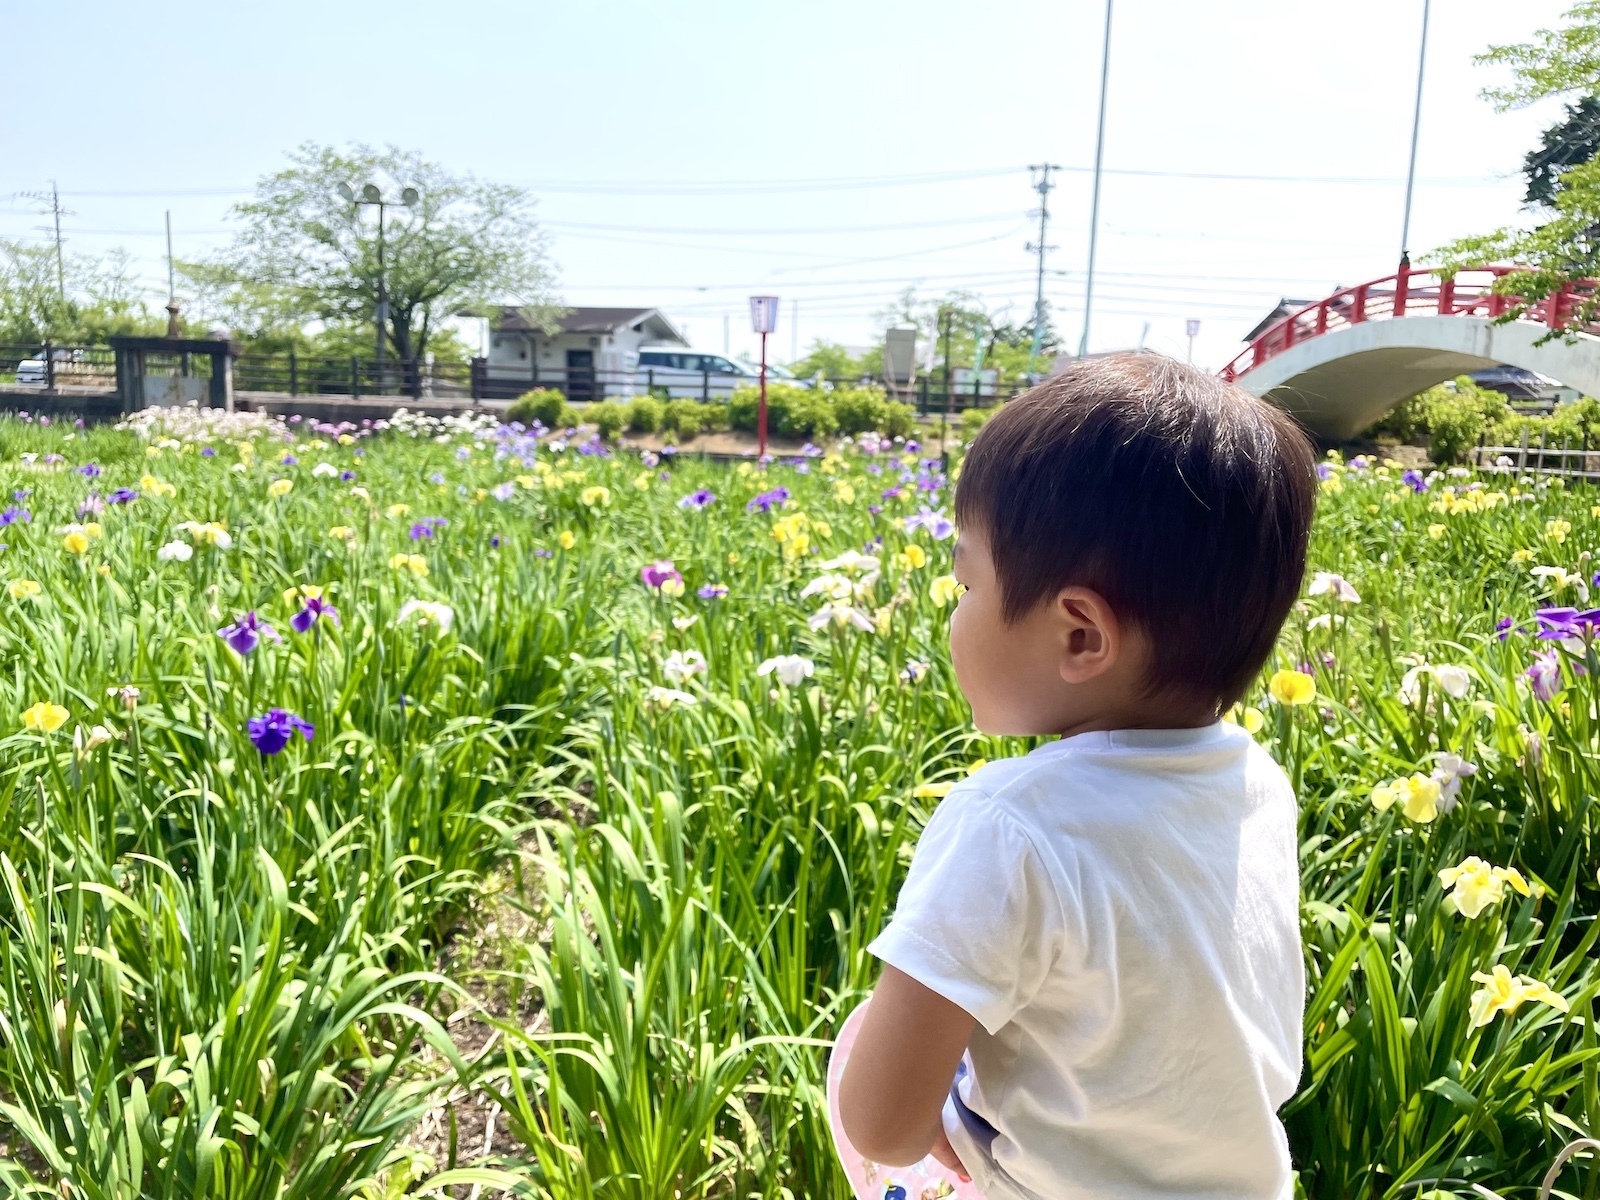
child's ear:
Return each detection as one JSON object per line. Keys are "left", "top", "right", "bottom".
{"left": 1055, "top": 587, "right": 1121, "bottom": 684}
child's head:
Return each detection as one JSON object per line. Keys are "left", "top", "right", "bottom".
{"left": 950, "top": 354, "right": 1316, "bottom": 735}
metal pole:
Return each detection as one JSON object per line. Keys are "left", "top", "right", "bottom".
{"left": 1077, "top": 0, "right": 1114, "bottom": 359}
{"left": 50, "top": 181, "right": 65, "bottom": 306}
{"left": 1399, "top": 0, "right": 1431, "bottom": 263}
{"left": 791, "top": 299, "right": 799, "bottom": 362}
{"left": 758, "top": 330, "right": 769, "bottom": 459}
{"left": 1026, "top": 164, "right": 1058, "bottom": 380}
{"left": 376, "top": 202, "right": 388, "bottom": 390}
{"left": 941, "top": 308, "right": 953, "bottom": 458}
{"left": 165, "top": 211, "right": 175, "bottom": 304}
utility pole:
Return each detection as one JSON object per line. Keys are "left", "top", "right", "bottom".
{"left": 1077, "top": 0, "right": 1114, "bottom": 359}
{"left": 1399, "top": 0, "right": 1431, "bottom": 265}
{"left": 49, "top": 181, "right": 65, "bottom": 305}
{"left": 1025, "top": 163, "right": 1061, "bottom": 382}
{"left": 165, "top": 210, "right": 181, "bottom": 338}
{"left": 791, "top": 298, "right": 799, "bottom": 362}
{"left": 723, "top": 313, "right": 730, "bottom": 356}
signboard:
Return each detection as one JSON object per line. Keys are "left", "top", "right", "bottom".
{"left": 749, "top": 296, "right": 780, "bottom": 334}
{"left": 1186, "top": 319, "right": 1201, "bottom": 338}
{"left": 952, "top": 366, "right": 999, "bottom": 396}
{"left": 884, "top": 327, "right": 918, "bottom": 384}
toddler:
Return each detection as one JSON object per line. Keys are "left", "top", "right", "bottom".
{"left": 838, "top": 355, "right": 1317, "bottom": 1199}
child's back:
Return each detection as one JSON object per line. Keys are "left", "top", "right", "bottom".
{"left": 837, "top": 355, "right": 1318, "bottom": 1199}
{"left": 874, "top": 726, "right": 1301, "bottom": 1197}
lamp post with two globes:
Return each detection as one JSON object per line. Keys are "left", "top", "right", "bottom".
{"left": 338, "top": 181, "right": 418, "bottom": 389}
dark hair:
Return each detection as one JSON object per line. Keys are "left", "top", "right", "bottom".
{"left": 955, "top": 354, "right": 1316, "bottom": 713}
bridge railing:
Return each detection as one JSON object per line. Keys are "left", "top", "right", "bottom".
{"left": 1220, "top": 265, "right": 1600, "bottom": 382}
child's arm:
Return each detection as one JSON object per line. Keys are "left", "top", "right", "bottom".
{"left": 838, "top": 965, "right": 976, "bottom": 1169}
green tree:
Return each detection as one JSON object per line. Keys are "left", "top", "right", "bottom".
{"left": 0, "top": 240, "right": 167, "bottom": 345}
{"left": 184, "top": 142, "right": 561, "bottom": 361}
{"left": 786, "top": 339, "right": 868, "bottom": 380}
{"left": 1477, "top": 1, "right": 1600, "bottom": 109}
{"left": 1524, "top": 95, "right": 1600, "bottom": 205}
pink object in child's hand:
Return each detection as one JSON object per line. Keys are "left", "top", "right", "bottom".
{"left": 826, "top": 1001, "right": 988, "bottom": 1200}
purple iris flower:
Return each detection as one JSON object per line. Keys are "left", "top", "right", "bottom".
{"left": 0, "top": 507, "right": 31, "bottom": 526}
{"left": 678, "top": 489, "right": 716, "bottom": 510}
{"left": 905, "top": 441, "right": 921, "bottom": 453}
{"left": 201, "top": 447, "right": 216, "bottom": 457}
{"left": 491, "top": 481, "right": 516, "bottom": 501}
{"left": 534, "top": 547, "right": 554, "bottom": 558}
{"left": 1534, "top": 607, "right": 1600, "bottom": 640}
{"left": 410, "top": 522, "right": 434, "bottom": 540}
{"left": 77, "top": 463, "right": 101, "bottom": 478}
{"left": 640, "top": 560, "right": 682, "bottom": 590}
{"left": 1527, "top": 649, "right": 1563, "bottom": 701}
{"left": 868, "top": 504, "right": 883, "bottom": 515}
{"left": 78, "top": 495, "right": 104, "bottom": 517}
{"left": 108, "top": 488, "right": 138, "bottom": 504}
{"left": 1496, "top": 616, "right": 1518, "bottom": 641}
{"left": 340, "top": 470, "right": 356, "bottom": 482}
{"left": 247, "top": 708, "right": 314, "bottom": 755}
{"left": 1316, "top": 463, "right": 1334, "bottom": 481}
{"left": 429, "top": 472, "right": 446, "bottom": 485}
{"left": 280, "top": 455, "right": 299, "bottom": 466}
{"left": 217, "top": 612, "right": 280, "bottom": 655}
{"left": 12, "top": 490, "right": 29, "bottom": 502}
{"left": 882, "top": 486, "right": 903, "bottom": 501}
{"left": 905, "top": 506, "right": 956, "bottom": 540}
{"left": 289, "top": 596, "right": 338, "bottom": 634}
{"left": 746, "top": 487, "right": 790, "bottom": 513}
{"left": 41, "top": 454, "right": 62, "bottom": 465}
{"left": 1401, "top": 469, "right": 1427, "bottom": 493}
{"left": 698, "top": 583, "right": 729, "bottom": 599}
{"left": 490, "top": 534, "right": 502, "bottom": 549}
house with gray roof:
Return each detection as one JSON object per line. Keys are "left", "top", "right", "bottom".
{"left": 485, "top": 306, "right": 688, "bottom": 401}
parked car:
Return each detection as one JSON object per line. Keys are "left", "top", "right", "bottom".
{"left": 634, "top": 351, "right": 808, "bottom": 398}
{"left": 12, "top": 358, "right": 46, "bottom": 387}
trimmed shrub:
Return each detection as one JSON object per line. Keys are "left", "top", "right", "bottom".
{"left": 880, "top": 400, "right": 917, "bottom": 439}
{"left": 588, "top": 400, "right": 627, "bottom": 441}
{"left": 729, "top": 384, "right": 838, "bottom": 439}
{"left": 662, "top": 399, "right": 709, "bottom": 438}
{"left": 626, "top": 396, "right": 663, "bottom": 433}
{"left": 961, "top": 405, "right": 1001, "bottom": 437}
{"left": 832, "top": 386, "right": 889, "bottom": 435}
{"left": 506, "top": 388, "right": 570, "bottom": 429}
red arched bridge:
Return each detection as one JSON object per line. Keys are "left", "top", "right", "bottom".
{"left": 1222, "top": 265, "right": 1600, "bottom": 439}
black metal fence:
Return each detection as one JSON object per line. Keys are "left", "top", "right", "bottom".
{"left": 1, "top": 341, "right": 1022, "bottom": 416}
{"left": 0, "top": 343, "right": 117, "bottom": 391}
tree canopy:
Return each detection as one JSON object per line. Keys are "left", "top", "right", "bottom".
{"left": 0, "top": 240, "right": 168, "bottom": 345}
{"left": 1477, "top": 1, "right": 1600, "bottom": 110}
{"left": 184, "top": 143, "right": 561, "bottom": 361}
{"left": 1524, "top": 95, "right": 1600, "bottom": 206}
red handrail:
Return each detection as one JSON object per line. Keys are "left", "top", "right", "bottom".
{"left": 1220, "top": 265, "right": 1599, "bottom": 382}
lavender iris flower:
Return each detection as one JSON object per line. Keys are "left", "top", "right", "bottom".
{"left": 905, "top": 506, "right": 956, "bottom": 540}
{"left": 247, "top": 708, "right": 314, "bottom": 755}
{"left": 79, "top": 494, "right": 105, "bottom": 517}
{"left": 340, "top": 470, "right": 356, "bottom": 482}
{"left": 698, "top": 583, "right": 729, "bottom": 599}
{"left": 1316, "top": 463, "right": 1334, "bottom": 481}
{"left": 678, "top": 488, "right": 716, "bottom": 510}
{"left": 0, "top": 507, "right": 31, "bottom": 526}
{"left": 1495, "top": 616, "right": 1517, "bottom": 641}
{"left": 491, "top": 481, "right": 516, "bottom": 501}
{"left": 1527, "top": 649, "right": 1562, "bottom": 702}
{"left": 201, "top": 447, "right": 216, "bottom": 457}
{"left": 534, "top": 547, "right": 554, "bottom": 558}
{"left": 280, "top": 455, "right": 299, "bottom": 466}
{"left": 640, "top": 560, "right": 682, "bottom": 589}
{"left": 108, "top": 488, "right": 138, "bottom": 504}
{"left": 217, "top": 611, "right": 280, "bottom": 655}
{"left": 746, "top": 487, "right": 790, "bottom": 513}
{"left": 77, "top": 463, "right": 101, "bottom": 478}
{"left": 1401, "top": 469, "right": 1428, "bottom": 493}
{"left": 289, "top": 596, "right": 338, "bottom": 634}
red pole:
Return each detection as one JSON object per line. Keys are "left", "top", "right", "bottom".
{"left": 758, "top": 330, "right": 769, "bottom": 459}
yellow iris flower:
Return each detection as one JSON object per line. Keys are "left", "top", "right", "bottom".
{"left": 1268, "top": 669, "right": 1315, "bottom": 706}
{"left": 1438, "top": 856, "right": 1532, "bottom": 919}
{"left": 1468, "top": 964, "right": 1569, "bottom": 1027}
{"left": 558, "top": 531, "right": 576, "bottom": 549}
{"left": 267, "top": 478, "right": 293, "bottom": 498}
{"left": 388, "top": 553, "right": 429, "bottom": 578}
{"left": 929, "top": 575, "right": 962, "bottom": 607}
{"left": 1371, "top": 773, "right": 1441, "bottom": 823}
{"left": 22, "top": 701, "right": 69, "bottom": 733}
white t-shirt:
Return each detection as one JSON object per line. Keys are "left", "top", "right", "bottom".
{"left": 868, "top": 723, "right": 1303, "bottom": 1200}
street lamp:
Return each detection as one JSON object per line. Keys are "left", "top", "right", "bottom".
{"left": 749, "top": 296, "right": 779, "bottom": 459}
{"left": 338, "top": 181, "right": 419, "bottom": 388}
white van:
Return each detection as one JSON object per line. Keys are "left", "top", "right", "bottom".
{"left": 636, "top": 350, "right": 754, "bottom": 398}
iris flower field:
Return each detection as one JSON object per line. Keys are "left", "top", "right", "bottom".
{"left": 0, "top": 404, "right": 1597, "bottom": 1199}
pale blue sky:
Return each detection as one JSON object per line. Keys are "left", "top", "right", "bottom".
{"left": 0, "top": 0, "right": 1578, "bottom": 367}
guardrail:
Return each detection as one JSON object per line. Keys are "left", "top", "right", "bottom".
{"left": 1475, "top": 428, "right": 1600, "bottom": 482}
{"left": 1221, "top": 265, "right": 1600, "bottom": 383}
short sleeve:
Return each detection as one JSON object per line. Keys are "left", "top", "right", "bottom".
{"left": 868, "top": 785, "right": 1066, "bottom": 1034}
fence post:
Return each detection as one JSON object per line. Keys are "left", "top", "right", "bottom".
{"left": 351, "top": 356, "right": 359, "bottom": 399}
{"left": 289, "top": 349, "right": 298, "bottom": 397}
{"left": 43, "top": 342, "right": 54, "bottom": 392}
{"left": 702, "top": 368, "right": 710, "bottom": 403}
{"left": 1518, "top": 426, "right": 1529, "bottom": 475}
{"left": 470, "top": 357, "right": 485, "bottom": 402}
